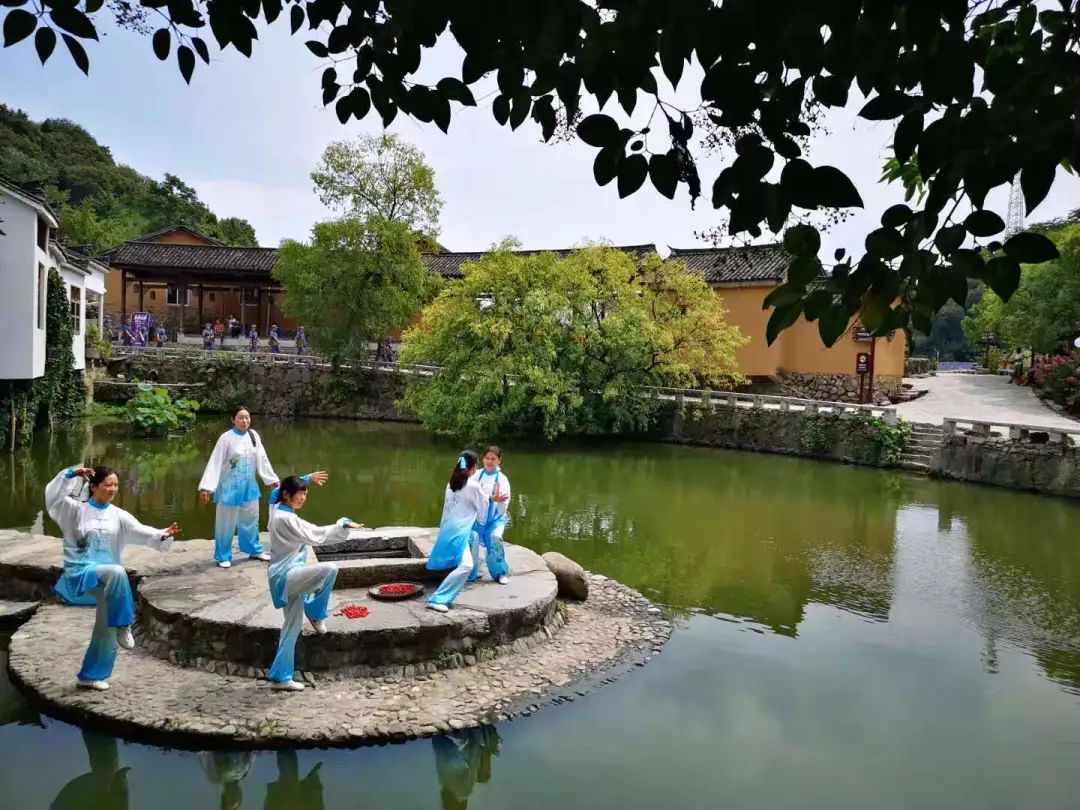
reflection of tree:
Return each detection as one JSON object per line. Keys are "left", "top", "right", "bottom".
{"left": 432, "top": 726, "right": 501, "bottom": 810}
{"left": 1, "top": 420, "right": 94, "bottom": 531}
{"left": 0, "top": 642, "right": 41, "bottom": 727}
{"left": 264, "top": 751, "right": 324, "bottom": 810}
{"left": 50, "top": 729, "right": 129, "bottom": 810}
{"left": 942, "top": 483, "right": 1080, "bottom": 693}
{"left": 200, "top": 751, "right": 253, "bottom": 810}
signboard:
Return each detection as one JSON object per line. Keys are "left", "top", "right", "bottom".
{"left": 852, "top": 326, "right": 872, "bottom": 342}
{"left": 130, "top": 312, "right": 151, "bottom": 346}
{"left": 856, "top": 352, "right": 871, "bottom": 374}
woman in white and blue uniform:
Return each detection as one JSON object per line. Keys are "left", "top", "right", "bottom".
{"left": 426, "top": 450, "right": 492, "bottom": 613}
{"left": 266, "top": 474, "right": 359, "bottom": 691}
{"left": 45, "top": 465, "right": 179, "bottom": 691}
{"left": 470, "top": 445, "right": 511, "bottom": 584}
{"left": 198, "top": 407, "right": 279, "bottom": 568}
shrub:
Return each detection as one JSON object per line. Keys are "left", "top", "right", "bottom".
{"left": 124, "top": 383, "right": 200, "bottom": 436}
{"left": 1031, "top": 352, "right": 1080, "bottom": 413}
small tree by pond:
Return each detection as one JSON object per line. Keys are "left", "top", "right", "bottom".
{"left": 124, "top": 383, "right": 199, "bottom": 437}
{"left": 400, "top": 245, "right": 747, "bottom": 441}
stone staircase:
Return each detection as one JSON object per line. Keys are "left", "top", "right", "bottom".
{"left": 898, "top": 423, "right": 943, "bottom": 472}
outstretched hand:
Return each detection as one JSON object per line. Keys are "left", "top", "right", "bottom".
{"left": 162, "top": 523, "right": 181, "bottom": 538}
{"left": 492, "top": 483, "right": 510, "bottom": 504}
{"left": 199, "top": 490, "right": 212, "bottom": 505}
{"left": 308, "top": 470, "right": 329, "bottom": 486}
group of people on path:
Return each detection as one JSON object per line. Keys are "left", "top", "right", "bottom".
{"left": 44, "top": 408, "right": 514, "bottom": 694}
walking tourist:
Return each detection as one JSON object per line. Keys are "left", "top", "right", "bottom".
{"left": 266, "top": 475, "right": 360, "bottom": 691}
{"left": 197, "top": 408, "right": 279, "bottom": 568}
{"left": 470, "top": 446, "right": 512, "bottom": 584}
{"left": 214, "top": 319, "right": 225, "bottom": 348}
{"left": 44, "top": 465, "right": 180, "bottom": 691}
{"left": 229, "top": 315, "right": 241, "bottom": 340}
{"left": 155, "top": 323, "right": 167, "bottom": 348}
{"left": 425, "top": 450, "right": 493, "bottom": 613}
{"left": 248, "top": 324, "right": 260, "bottom": 354}
{"left": 269, "top": 324, "right": 281, "bottom": 354}
{"left": 202, "top": 322, "right": 215, "bottom": 351}
{"left": 295, "top": 325, "right": 307, "bottom": 355}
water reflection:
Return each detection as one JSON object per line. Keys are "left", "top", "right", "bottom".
{"left": 265, "top": 751, "right": 325, "bottom": 810}
{"left": 50, "top": 729, "right": 129, "bottom": 810}
{"left": 432, "top": 727, "right": 501, "bottom": 809}
{"left": 200, "top": 751, "right": 253, "bottom": 810}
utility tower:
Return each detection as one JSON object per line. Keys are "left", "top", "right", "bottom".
{"left": 1005, "top": 173, "right": 1025, "bottom": 236}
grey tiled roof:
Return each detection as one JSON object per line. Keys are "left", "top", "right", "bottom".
{"left": 667, "top": 244, "right": 791, "bottom": 285}
{"left": 423, "top": 243, "right": 658, "bottom": 278}
{"left": 103, "top": 242, "right": 278, "bottom": 273}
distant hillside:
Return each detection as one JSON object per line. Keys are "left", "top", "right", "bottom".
{"left": 0, "top": 104, "right": 257, "bottom": 252}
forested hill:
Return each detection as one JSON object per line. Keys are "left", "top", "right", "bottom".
{"left": 0, "top": 104, "right": 257, "bottom": 252}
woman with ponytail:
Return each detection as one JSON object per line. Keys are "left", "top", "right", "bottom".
{"left": 45, "top": 464, "right": 180, "bottom": 691}
{"left": 425, "top": 450, "right": 492, "bottom": 613}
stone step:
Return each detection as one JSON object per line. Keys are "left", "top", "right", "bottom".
{"left": 898, "top": 460, "right": 931, "bottom": 473}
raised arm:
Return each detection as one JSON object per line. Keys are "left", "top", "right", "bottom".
{"left": 117, "top": 508, "right": 179, "bottom": 551}
{"left": 276, "top": 513, "right": 354, "bottom": 548}
{"left": 492, "top": 474, "right": 511, "bottom": 517}
{"left": 197, "top": 433, "right": 229, "bottom": 494}
{"left": 44, "top": 467, "right": 84, "bottom": 532}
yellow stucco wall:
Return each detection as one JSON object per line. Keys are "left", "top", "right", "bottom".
{"left": 712, "top": 283, "right": 907, "bottom": 380}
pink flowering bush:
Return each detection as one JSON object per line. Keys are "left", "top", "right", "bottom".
{"left": 1031, "top": 352, "right": 1080, "bottom": 413}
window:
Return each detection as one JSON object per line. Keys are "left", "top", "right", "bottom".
{"left": 209, "top": 292, "right": 216, "bottom": 302}
{"left": 149, "top": 290, "right": 156, "bottom": 301}
{"left": 36, "top": 217, "right": 48, "bottom": 250}
{"left": 69, "top": 286, "right": 82, "bottom": 334}
{"left": 166, "top": 285, "right": 191, "bottom": 306}
{"left": 243, "top": 288, "right": 260, "bottom": 304}
{"left": 37, "top": 264, "right": 46, "bottom": 329}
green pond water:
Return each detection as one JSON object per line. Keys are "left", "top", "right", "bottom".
{"left": 2, "top": 416, "right": 1080, "bottom": 809}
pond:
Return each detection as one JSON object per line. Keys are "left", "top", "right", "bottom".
{"left": 2, "top": 416, "right": 1080, "bottom": 809}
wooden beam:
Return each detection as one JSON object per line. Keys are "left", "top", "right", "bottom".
{"left": 120, "top": 268, "right": 127, "bottom": 324}
{"left": 197, "top": 283, "right": 204, "bottom": 326}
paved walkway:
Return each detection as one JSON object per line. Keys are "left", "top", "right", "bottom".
{"left": 896, "top": 373, "right": 1080, "bottom": 431}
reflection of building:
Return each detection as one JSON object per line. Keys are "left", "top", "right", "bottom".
{"left": 432, "top": 726, "right": 501, "bottom": 810}
{"left": 0, "top": 176, "right": 109, "bottom": 380}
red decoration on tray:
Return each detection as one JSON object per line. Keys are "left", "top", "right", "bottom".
{"left": 334, "top": 604, "right": 370, "bottom": 619}
{"left": 377, "top": 583, "right": 415, "bottom": 596}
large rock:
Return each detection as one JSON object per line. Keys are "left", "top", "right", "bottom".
{"left": 542, "top": 552, "right": 588, "bottom": 600}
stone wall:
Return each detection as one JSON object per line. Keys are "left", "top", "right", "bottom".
{"left": 104, "top": 353, "right": 416, "bottom": 420}
{"left": 778, "top": 371, "right": 902, "bottom": 405}
{"left": 932, "top": 433, "right": 1080, "bottom": 498}
{"left": 654, "top": 402, "right": 899, "bottom": 468}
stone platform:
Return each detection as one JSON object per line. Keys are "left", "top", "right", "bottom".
{"left": 0, "top": 526, "right": 671, "bottom": 747}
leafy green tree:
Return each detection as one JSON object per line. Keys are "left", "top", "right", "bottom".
{"left": 5, "top": 1, "right": 1075, "bottom": 343}
{"left": 273, "top": 216, "right": 433, "bottom": 364}
{"left": 210, "top": 216, "right": 258, "bottom": 247}
{"left": 311, "top": 133, "right": 442, "bottom": 238}
{"left": 399, "top": 246, "right": 746, "bottom": 441}
{"left": 962, "top": 223, "right": 1080, "bottom": 353}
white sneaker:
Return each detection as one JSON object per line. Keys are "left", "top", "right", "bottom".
{"left": 427, "top": 602, "right": 449, "bottom": 614}
{"left": 497, "top": 576, "right": 509, "bottom": 585}
{"left": 217, "top": 560, "right": 232, "bottom": 569}
{"left": 76, "top": 679, "right": 110, "bottom": 691}
{"left": 116, "top": 627, "right": 135, "bottom": 650}
{"left": 270, "top": 679, "right": 305, "bottom": 692}
{"left": 250, "top": 552, "right": 271, "bottom": 562}
{"left": 310, "top": 619, "right": 327, "bottom": 634}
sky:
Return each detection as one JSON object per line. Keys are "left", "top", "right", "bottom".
{"left": 1, "top": 15, "right": 1078, "bottom": 255}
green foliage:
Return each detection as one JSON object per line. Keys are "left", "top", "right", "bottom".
{"left": 1030, "top": 353, "right": 1080, "bottom": 414}
{"left": 11, "top": 2, "right": 1078, "bottom": 341}
{"left": 123, "top": 383, "right": 199, "bottom": 437}
{"left": 849, "top": 414, "right": 911, "bottom": 467}
{"left": 274, "top": 216, "right": 435, "bottom": 364}
{"left": 962, "top": 223, "right": 1080, "bottom": 354}
{"left": 0, "top": 105, "right": 257, "bottom": 252}
{"left": 400, "top": 245, "right": 746, "bottom": 441}
{"left": 85, "top": 322, "right": 112, "bottom": 361}
{"left": 311, "top": 133, "right": 442, "bottom": 238}
{"left": 0, "top": 270, "right": 85, "bottom": 449}
{"left": 799, "top": 416, "right": 831, "bottom": 455}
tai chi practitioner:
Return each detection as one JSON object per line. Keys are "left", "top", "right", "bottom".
{"left": 426, "top": 450, "right": 492, "bottom": 613}
{"left": 198, "top": 407, "right": 279, "bottom": 568}
{"left": 266, "top": 475, "right": 360, "bottom": 691}
{"left": 470, "top": 445, "right": 512, "bottom": 585}
{"left": 45, "top": 465, "right": 179, "bottom": 691}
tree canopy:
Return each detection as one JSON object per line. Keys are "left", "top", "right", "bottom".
{"left": 962, "top": 221, "right": 1080, "bottom": 354}
{"left": 311, "top": 133, "right": 442, "bottom": 238}
{"left": 399, "top": 245, "right": 746, "bottom": 441}
{"left": 5, "top": 1, "right": 1077, "bottom": 343}
{"left": 273, "top": 216, "right": 434, "bottom": 364}
{"left": 0, "top": 105, "right": 258, "bottom": 251}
